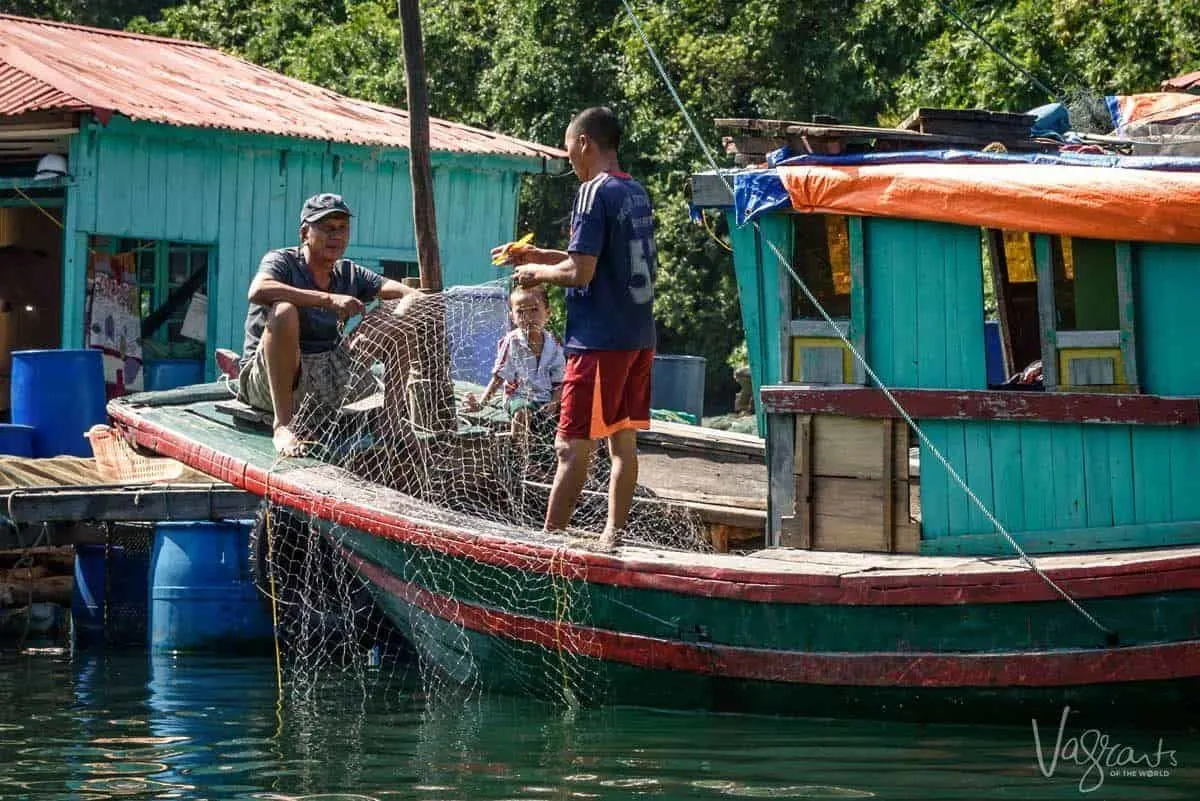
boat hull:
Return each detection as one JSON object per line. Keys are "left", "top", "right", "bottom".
{"left": 332, "top": 520, "right": 1200, "bottom": 723}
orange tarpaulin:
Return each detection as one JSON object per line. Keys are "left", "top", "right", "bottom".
{"left": 777, "top": 163, "right": 1200, "bottom": 244}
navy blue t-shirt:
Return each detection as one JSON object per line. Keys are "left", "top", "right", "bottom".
{"left": 564, "top": 172, "right": 657, "bottom": 351}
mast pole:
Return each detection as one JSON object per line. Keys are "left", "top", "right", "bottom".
{"left": 398, "top": 0, "right": 442, "bottom": 291}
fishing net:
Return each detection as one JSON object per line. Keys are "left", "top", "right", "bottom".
{"left": 251, "top": 280, "right": 709, "bottom": 708}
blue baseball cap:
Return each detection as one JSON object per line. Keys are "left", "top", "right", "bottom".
{"left": 300, "top": 193, "right": 353, "bottom": 225}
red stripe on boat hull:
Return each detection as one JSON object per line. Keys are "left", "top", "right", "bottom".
{"left": 348, "top": 552, "right": 1200, "bottom": 689}
{"left": 110, "top": 404, "right": 1200, "bottom": 607}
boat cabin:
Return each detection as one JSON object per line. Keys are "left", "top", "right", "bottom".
{"left": 693, "top": 150, "right": 1200, "bottom": 557}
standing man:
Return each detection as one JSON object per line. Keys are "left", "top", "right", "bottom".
{"left": 495, "top": 107, "right": 657, "bottom": 549}
{"left": 238, "top": 193, "right": 418, "bottom": 454}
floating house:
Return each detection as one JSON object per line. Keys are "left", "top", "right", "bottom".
{"left": 0, "top": 13, "right": 562, "bottom": 395}
{"left": 693, "top": 117, "right": 1200, "bottom": 556}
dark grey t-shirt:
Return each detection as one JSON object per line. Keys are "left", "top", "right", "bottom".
{"left": 241, "top": 247, "right": 384, "bottom": 364}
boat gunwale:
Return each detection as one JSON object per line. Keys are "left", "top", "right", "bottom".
{"left": 108, "top": 399, "right": 1200, "bottom": 607}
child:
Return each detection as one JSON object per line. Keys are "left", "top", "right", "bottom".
{"left": 465, "top": 285, "right": 565, "bottom": 436}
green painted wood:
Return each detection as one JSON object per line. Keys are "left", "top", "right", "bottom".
{"left": 1051, "top": 423, "right": 1086, "bottom": 529}
{"left": 1081, "top": 427, "right": 1113, "bottom": 529}
{"left": 1019, "top": 421, "right": 1056, "bottom": 530}
{"left": 962, "top": 420, "right": 995, "bottom": 534}
{"left": 847, "top": 216, "right": 866, "bottom": 385}
{"left": 865, "top": 219, "right": 984, "bottom": 390}
{"left": 1107, "top": 425, "right": 1136, "bottom": 526}
{"left": 987, "top": 422, "right": 1025, "bottom": 533}
{"left": 756, "top": 214, "right": 790, "bottom": 387}
{"left": 1071, "top": 238, "right": 1120, "bottom": 330}
{"left": 1034, "top": 233, "right": 1058, "bottom": 391}
{"left": 1171, "top": 428, "right": 1200, "bottom": 520}
{"left": 918, "top": 421, "right": 952, "bottom": 537}
{"left": 1108, "top": 239, "right": 1137, "bottom": 386}
{"left": 339, "top": 518, "right": 1200, "bottom": 654}
{"left": 1131, "top": 427, "right": 1174, "bottom": 524}
{"left": 920, "top": 519, "right": 1200, "bottom": 555}
{"left": 728, "top": 215, "right": 767, "bottom": 434}
{"left": 1137, "top": 243, "right": 1200, "bottom": 395}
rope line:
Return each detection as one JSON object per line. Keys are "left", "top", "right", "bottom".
{"left": 619, "top": 0, "right": 1116, "bottom": 644}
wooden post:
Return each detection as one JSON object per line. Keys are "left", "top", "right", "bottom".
{"left": 398, "top": 0, "right": 454, "bottom": 433}
{"left": 398, "top": 0, "right": 442, "bottom": 292}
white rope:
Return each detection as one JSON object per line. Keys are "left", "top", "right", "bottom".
{"left": 619, "top": 0, "right": 1116, "bottom": 643}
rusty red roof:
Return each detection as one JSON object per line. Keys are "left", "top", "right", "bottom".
{"left": 1162, "top": 70, "right": 1200, "bottom": 93}
{"left": 0, "top": 13, "right": 564, "bottom": 163}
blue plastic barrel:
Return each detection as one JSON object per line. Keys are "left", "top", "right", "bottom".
{"left": 650, "top": 354, "right": 706, "bottom": 425}
{"left": 143, "top": 359, "right": 204, "bottom": 391}
{"left": 71, "top": 543, "right": 150, "bottom": 647}
{"left": 12, "top": 349, "right": 107, "bottom": 457}
{"left": 0, "top": 424, "right": 35, "bottom": 457}
{"left": 149, "top": 521, "right": 273, "bottom": 650}
{"left": 984, "top": 321, "right": 1006, "bottom": 386}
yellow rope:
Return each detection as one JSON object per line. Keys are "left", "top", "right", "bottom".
{"left": 699, "top": 209, "right": 732, "bottom": 252}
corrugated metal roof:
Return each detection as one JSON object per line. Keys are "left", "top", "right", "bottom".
{"left": 0, "top": 13, "right": 564, "bottom": 162}
{"left": 1163, "top": 70, "right": 1200, "bottom": 93}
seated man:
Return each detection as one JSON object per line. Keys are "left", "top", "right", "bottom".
{"left": 237, "top": 193, "right": 416, "bottom": 454}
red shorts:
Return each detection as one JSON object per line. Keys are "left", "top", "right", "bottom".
{"left": 557, "top": 348, "right": 654, "bottom": 441}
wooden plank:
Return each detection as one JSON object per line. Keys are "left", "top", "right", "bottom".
{"left": 1114, "top": 242, "right": 1139, "bottom": 388}
{"left": 1034, "top": 233, "right": 1059, "bottom": 391}
{"left": 689, "top": 171, "right": 736, "bottom": 208}
{"left": 961, "top": 421, "right": 995, "bottom": 535}
{"left": 810, "top": 476, "right": 916, "bottom": 553}
{"left": 788, "top": 319, "right": 848, "bottom": 337}
{"left": 638, "top": 420, "right": 764, "bottom": 459}
{"left": 882, "top": 418, "right": 894, "bottom": 551}
{"left": 792, "top": 414, "right": 812, "bottom": 548}
{"left": 986, "top": 421, "right": 1024, "bottom": 532}
{"left": 766, "top": 413, "right": 795, "bottom": 547}
{"left": 920, "top": 520, "right": 1200, "bottom": 556}
{"left": 847, "top": 215, "right": 867, "bottom": 386}
{"left": 1056, "top": 330, "right": 1121, "bottom": 349}
{"left": 1051, "top": 423, "right": 1087, "bottom": 529}
{"left": 1020, "top": 421, "right": 1057, "bottom": 531}
{"left": 759, "top": 385, "right": 1200, "bottom": 426}
{"left": 1081, "top": 427, "right": 1114, "bottom": 529}
{"left": 1131, "top": 427, "right": 1173, "bottom": 524}
{"left": 0, "top": 485, "right": 259, "bottom": 523}
{"left": 1107, "top": 426, "right": 1136, "bottom": 526}
{"left": 914, "top": 222, "right": 947, "bottom": 387}
{"left": 810, "top": 415, "right": 907, "bottom": 479}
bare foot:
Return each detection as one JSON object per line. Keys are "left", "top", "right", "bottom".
{"left": 272, "top": 425, "right": 304, "bottom": 457}
{"left": 597, "top": 528, "right": 623, "bottom": 552}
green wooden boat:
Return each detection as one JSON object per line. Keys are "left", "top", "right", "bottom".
{"left": 109, "top": 151, "right": 1200, "bottom": 722}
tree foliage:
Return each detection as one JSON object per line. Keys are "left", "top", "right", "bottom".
{"left": 26, "top": 0, "right": 1200, "bottom": 411}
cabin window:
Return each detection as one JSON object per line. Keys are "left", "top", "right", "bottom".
{"left": 788, "top": 214, "right": 860, "bottom": 385}
{"left": 381, "top": 259, "right": 419, "bottom": 282}
{"left": 987, "top": 229, "right": 1136, "bottom": 393}
{"left": 88, "top": 237, "right": 211, "bottom": 359}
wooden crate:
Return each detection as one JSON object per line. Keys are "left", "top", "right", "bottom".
{"left": 780, "top": 414, "right": 917, "bottom": 553}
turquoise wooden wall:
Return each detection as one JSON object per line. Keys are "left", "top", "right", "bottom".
{"left": 61, "top": 116, "right": 535, "bottom": 362}
{"left": 1136, "top": 243, "right": 1200, "bottom": 396}
{"left": 727, "top": 211, "right": 788, "bottom": 435}
{"left": 864, "top": 218, "right": 986, "bottom": 390}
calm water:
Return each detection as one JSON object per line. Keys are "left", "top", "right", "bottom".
{"left": 0, "top": 649, "right": 1196, "bottom": 800}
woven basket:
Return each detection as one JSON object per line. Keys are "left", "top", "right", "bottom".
{"left": 85, "top": 424, "right": 184, "bottom": 484}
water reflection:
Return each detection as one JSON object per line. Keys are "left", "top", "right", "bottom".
{"left": 0, "top": 650, "right": 1195, "bottom": 800}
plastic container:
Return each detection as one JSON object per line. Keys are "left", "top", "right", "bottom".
{"left": 149, "top": 521, "right": 273, "bottom": 651}
{"left": 11, "top": 349, "right": 107, "bottom": 457}
{"left": 651, "top": 354, "right": 706, "bottom": 425}
{"left": 143, "top": 359, "right": 204, "bottom": 391}
{"left": 0, "top": 423, "right": 35, "bottom": 457}
{"left": 443, "top": 285, "right": 510, "bottom": 387}
{"left": 71, "top": 543, "right": 150, "bottom": 647}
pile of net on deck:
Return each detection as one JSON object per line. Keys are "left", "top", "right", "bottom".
{"left": 254, "top": 281, "right": 707, "bottom": 706}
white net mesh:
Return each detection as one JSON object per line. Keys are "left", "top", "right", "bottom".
{"left": 252, "top": 281, "right": 708, "bottom": 707}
